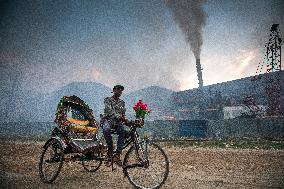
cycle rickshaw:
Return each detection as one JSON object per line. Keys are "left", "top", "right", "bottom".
{"left": 38, "top": 95, "right": 169, "bottom": 189}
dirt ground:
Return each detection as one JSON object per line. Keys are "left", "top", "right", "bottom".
{"left": 0, "top": 140, "right": 283, "bottom": 189}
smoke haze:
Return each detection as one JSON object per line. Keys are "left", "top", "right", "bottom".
{"left": 1, "top": 0, "right": 283, "bottom": 94}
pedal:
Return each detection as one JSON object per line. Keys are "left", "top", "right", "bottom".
{"left": 105, "top": 160, "right": 112, "bottom": 167}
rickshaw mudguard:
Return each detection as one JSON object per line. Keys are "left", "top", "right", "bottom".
{"left": 43, "top": 136, "right": 67, "bottom": 149}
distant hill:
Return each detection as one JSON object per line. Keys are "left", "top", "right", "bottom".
{"left": 0, "top": 83, "right": 175, "bottom": 122}
{"left": 0, "top": 82, "right": 111, "bottom": 122}
{"left": 123, "top": 86, "right": 174, "bottom": 120}
{"left": 47, "top": 82, "right": 112, "bottom": 120}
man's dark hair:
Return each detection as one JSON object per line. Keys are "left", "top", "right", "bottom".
{"left": 113, "top": 85, "right": 124, "bottom": 91}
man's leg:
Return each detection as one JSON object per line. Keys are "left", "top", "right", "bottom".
{"left": 112, "top": 123, "right": 125, "bottom": 165}
{"left": 102, "top": 121, "right": 113, "bottom": 157}
{"left": 116, "top": 123, "right": 125, "bottom": 154}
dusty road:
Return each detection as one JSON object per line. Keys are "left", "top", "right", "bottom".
{"left": 0, "top": 140, "right": 283, "bottom": 188}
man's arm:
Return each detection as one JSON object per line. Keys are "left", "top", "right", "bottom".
{"left": 104, "top": 97, "right": 116, "bottom": 119}
{"left": 118, "top": 101, "right": 126, "bottom": 121}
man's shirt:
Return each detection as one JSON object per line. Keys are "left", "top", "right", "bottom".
{"left": 104, "top": 96, "right": 126, "bottom": 125}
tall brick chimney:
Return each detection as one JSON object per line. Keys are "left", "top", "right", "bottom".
{"left": 196, "top": 58, "right": 203, "bottom": 88}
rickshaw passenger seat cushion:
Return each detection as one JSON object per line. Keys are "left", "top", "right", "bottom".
{"left": 67, "top": 117, "right": 97, "bottom": 133}
{"left": 67, "top": 117, "right": 90, "bottom": 126}
{"left": 69, "top": 125, "right": 97, "bottom": 133}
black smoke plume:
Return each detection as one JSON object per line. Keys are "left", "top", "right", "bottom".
{"left": 166, "top": 0, "right": 207, "bottom": 59}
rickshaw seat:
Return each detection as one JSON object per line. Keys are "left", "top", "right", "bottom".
{"left": 67, "top": 117, "right": 97, "bottom": 134}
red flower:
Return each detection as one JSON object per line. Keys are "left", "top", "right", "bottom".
{"left": 133, "top": 100, "right": 151, "bottom": 119}
{"left": 133, "top": 105, "right": 138, "bottom": 111}
{"left": 141, "top": 104, "right": 147, "bottom": 110}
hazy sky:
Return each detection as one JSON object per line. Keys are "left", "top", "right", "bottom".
{"left": 0, "top": 0, "right": 283, "bottom": 93}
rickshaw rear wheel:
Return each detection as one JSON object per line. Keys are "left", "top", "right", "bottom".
{"left": 81, "top": 152, "right": 103, "bottom": 172}
{"left": 39, "top": 138, "right": 64, "bottom": 183}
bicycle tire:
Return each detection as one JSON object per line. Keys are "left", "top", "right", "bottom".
{"left": 81, "top": 156, "right": 102, "bottom": 172}
{"left": 123, "top": 141, "right": 169, "bottom": 189}
{"left": 39, "top": 138, "right": 64, "bottom": 183}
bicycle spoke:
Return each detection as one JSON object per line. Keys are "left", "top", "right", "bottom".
{"left": 39, "top": 139, "right": 64, "bottom": 183}
{"left": 124, "top": 142, "right": 169, "bottom": 189}
{"left": 81, "top": 156, "right": 102, "bottom": 172}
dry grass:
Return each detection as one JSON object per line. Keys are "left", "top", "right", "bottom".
{"left": 0, "top": 140, "right": 284, "bottom": 188}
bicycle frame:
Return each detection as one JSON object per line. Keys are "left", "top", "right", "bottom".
{"left": 122, "top": 126, "right": 139, "bottom": 150}
{"left": 121, "top": 125, "right": 150, "bottom": 170}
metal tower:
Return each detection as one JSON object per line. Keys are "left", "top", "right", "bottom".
{"left": 264, "top": 24, "right": 282, "bottom": 116}
{"left": 266, "top": 24, "right": 282, "bottom": 73}
{"left": 246, "top": 24, "right": 282, "bottom": 117}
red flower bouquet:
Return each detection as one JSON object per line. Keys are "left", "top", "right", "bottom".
{"left": 133, "top": 100, "right": 151, "bottom": 119}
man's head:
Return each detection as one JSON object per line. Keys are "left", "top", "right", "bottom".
{"left": 112, "top": 85, "right": 124, "bottom": 98}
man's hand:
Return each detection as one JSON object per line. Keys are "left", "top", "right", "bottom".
{"left": 120, "top": 116, "right": 126, "bottom": 122}
{"left": 123, "top": 117, "right": 132, "bottom": 126}
{"left": 135, "top": 119, "right": 144, "bottom": 127}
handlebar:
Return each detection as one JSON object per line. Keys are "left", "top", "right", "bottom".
{"left": 99, "top": 114, "right": 144, "bottom": 128}
{"left": 125, "top": 119, "right": 144, "bottom": 128}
